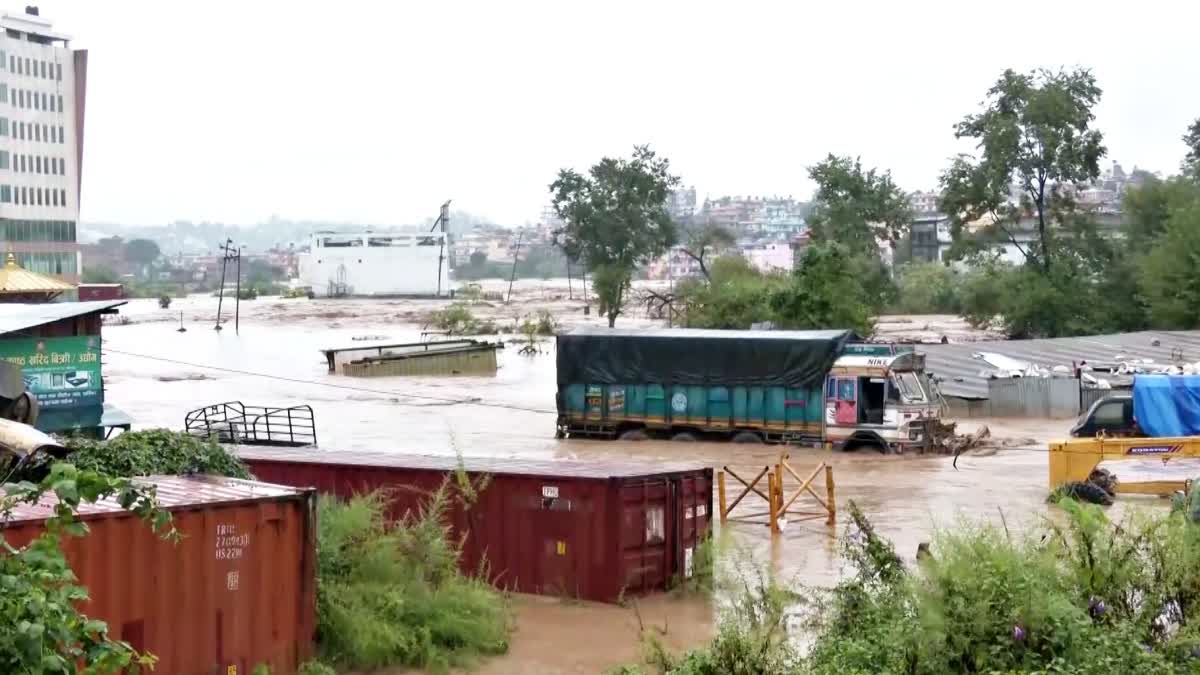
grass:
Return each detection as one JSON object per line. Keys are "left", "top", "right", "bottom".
{"left": 314, "top": 487, "right": 510, "bottom": 672}
{"left": 616, "top": 498, "right": 1200, "bottom": 675}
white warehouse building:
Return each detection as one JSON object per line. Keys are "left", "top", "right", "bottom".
{"left": 298, "top": 231, "right": 449, "bottom": 297}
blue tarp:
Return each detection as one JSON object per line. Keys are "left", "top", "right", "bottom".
{"left": 1133, "top": 375, "right": 1200, "bottom": 437}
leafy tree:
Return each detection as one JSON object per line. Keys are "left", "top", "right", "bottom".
{"left": 550, "top": 145, "right": 679, "bottom": 327}
{"left": 894, "top": 263, "right": 961, "bottom": 314}
{"left": 123, "top": 238, "right": 161, "bottom": 268}
{"left": 469, "top": 250, "right": 487, "bottom": 267}
{"left": 1185, "top": 117, "right": 1200, "bottom": 172}
{"left": 1, "top": 463, "right": 174, "bottom": 673}
{"left": 1138, "top": 189, "right": 1200, "bottom": 328}
{"left": 769, "top": 243, "right": 876, "bottom": 336}
{"left": 679, "top": 223, "right": 736, "bottom": 281}
{"left": 677, "top": 256, "right": 784, "bottom": 329}
{"left": 807, "top": 154, "right": 912, "bottom": 256}
{"left": 82, "top": 264, "right": 119, "bottom": 284}
{"left": 940, "top": 68, "right": 1106, "bottom": 271}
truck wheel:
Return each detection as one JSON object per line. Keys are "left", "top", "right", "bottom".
{"left": 731, "top": 431, "right": 763, "bottom": 444}
{"left": 671, "top": 432, "right": 699, "bottom": 442}
{"left": 618, "top": 429, "right": 650, "bottom": 441}
{"left": 1057, "top": 481, "right": 1114, "bottom": 506}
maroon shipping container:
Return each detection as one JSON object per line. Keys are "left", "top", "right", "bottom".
{"left": 77, "top": 283, "right": 125, "bottom": 301}
{"left": 1, "top": 475, "right": 317, "bottom": 675}
{"left": 238, "top": 448, "right": 713, "bottom": 603}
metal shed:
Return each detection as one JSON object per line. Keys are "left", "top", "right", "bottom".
{"left": 238, "top": 448, "right": 712, "bottom": 604}
{"left": 1, "top": 475, "right": 317, "bottom": 675}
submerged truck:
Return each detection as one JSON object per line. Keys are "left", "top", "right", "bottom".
{"left": 555, "top": 327, "right": 942, "bottom": 453}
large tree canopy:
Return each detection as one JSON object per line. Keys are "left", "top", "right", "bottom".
{"left": 550, "top": 145, "right": 679, "bottom": 326}
{"left": 940, "top": 68, "right": 1106, "bottom": 270}
{"left": 806, "top": 154, "right": 912, "bottom": 256}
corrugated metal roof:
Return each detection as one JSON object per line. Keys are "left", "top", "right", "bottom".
{"left": 922, "top": 330, "right": 1200, "bottom": 399}
{"left": 0, "top": 254, "right": 75, "bottom": 293}
{"left": 237, "top": 446, "right": 711, "bottom": 479}
{"left": 3, "top": 474, "right": 309, "bottom": 523}
{"left": 0, "top": 299, "right": 127, "bottom": 335}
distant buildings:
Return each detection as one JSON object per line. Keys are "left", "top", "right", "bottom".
{"left": 696, "top": 195, "right": 808, "bottom": 237}
{"left": 0, "top": 7, "right": 88, "bottom": 283}
{"left": 667, "top": 187, "right": 697, "bottom": 225}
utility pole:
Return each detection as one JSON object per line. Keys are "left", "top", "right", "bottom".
{"left": 215, "top": 238, "right": 242, "bottom": 333}
{"left": 566, "top": 259, "right": 573, "bottom": 299}
{"left": 506, "top": 230, "right": 524, "bottom": 304}
{"left": 431, "top": 200, "right": 451, "bottom": 297}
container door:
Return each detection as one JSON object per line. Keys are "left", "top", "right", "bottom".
{"left": 671, "top": 472, "right": 712, "bottom": 583}
{"left": 619, "top": 479, "right": 670, "bottom": 595}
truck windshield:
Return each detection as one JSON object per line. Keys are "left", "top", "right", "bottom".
{"left": 893, "top": 372, "right": 927, "bottom": 403}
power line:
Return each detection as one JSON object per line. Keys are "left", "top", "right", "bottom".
{"left": 99, "top": 346, "right": 557, "bottom": 415}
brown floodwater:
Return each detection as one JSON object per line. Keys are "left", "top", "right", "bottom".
{"left": 102, "top": 294, "right": 1149, "bottom": 674}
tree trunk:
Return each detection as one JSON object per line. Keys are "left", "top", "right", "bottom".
{"left": 607, "top": 310, "right": 617, "bottom": 328}
{"left": 1036, "top": 182, "right": 1050, "bottom": 272}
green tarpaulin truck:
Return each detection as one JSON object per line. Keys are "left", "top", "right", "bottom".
{"left": 555, "top": 327, "right": 942, "bottom": 452}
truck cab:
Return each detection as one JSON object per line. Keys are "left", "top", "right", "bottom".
{"left": 1070, "top": 393, "right": 1136, "bottom": 438}
{"left": 824, "top": 352, "right": 941, "bottom": 453}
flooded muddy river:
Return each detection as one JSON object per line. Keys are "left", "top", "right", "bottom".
{"left": 101, "top": 294, "right": 1121, "bottom": 673}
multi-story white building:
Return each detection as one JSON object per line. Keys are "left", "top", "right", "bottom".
{"left": 0, "top": 7, "right": 86, "bottom": 283}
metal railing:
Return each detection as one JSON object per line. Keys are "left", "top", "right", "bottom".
{"left": 184, "top": 401, "right": 317, "bottom": 447}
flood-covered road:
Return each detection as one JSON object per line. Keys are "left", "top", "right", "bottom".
{"left": 100, "top": 294, "right": 1106, "bottom": 673}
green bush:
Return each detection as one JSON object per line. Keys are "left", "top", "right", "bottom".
{"left": 315, "top": 489, "right": 510, "bottom": 671}
{"left": 428, "top": 303, "right": 498, "bottom": 335}
{"left": 18, "top": 429, "right": 252, "bottom": 482}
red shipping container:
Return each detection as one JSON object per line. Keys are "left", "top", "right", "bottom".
{"left": 77, "top": 283, "right": 125, "bottom": 301}
{"left": 238, "top": 448, "right": 713, "bottom": 603}
{"left": 1, "top": 475, "right": 317, "bottom": 675}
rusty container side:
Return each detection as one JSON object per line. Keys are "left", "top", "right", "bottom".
{"left": 1, "top": 476, "right": 317, "bottom": 675}
{"left": 239, "top": 450, "right": 713, "bottom": 604}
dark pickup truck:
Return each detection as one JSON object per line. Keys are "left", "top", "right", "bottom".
{"left": 1070, "top": 393, "right": 1137, "bottom": 438}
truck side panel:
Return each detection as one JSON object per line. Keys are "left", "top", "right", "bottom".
{"left": 559, "top": 382, "right": 822, "bottom": 439}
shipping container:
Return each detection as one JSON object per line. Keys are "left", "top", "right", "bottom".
{"left": 77, "top": 283, "right": 126, "bottom": 301}
{"left": 1, "top": 475, "right": 317, "bottom": 675}
{"left": 238, "top": 448, "right": 712, "bottom": 603}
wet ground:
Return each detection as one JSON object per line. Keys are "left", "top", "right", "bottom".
{"left": 101, "top": 291, "right": 1099, "bottom": 674}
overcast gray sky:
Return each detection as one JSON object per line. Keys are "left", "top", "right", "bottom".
{"left": 35, "top": 0, "right": 1200, "bottom": 227}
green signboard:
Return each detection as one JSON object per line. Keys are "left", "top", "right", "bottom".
{"left": 0, "top": 336, "right": 102, "bottom": 409}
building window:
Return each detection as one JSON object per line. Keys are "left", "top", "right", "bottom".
{"left": 56, "top": 94, "right": 62, "bottom": 111}
{"left": 39, "top": 61, "right": 46, "bottom": 79}
{"left": 33, "top": 124, "right": 40, "bottom": 142}
{"left": 48, "top": 95, "right": 54, "bottom": 112}
{"left": 15, "top": 89, "right": 21, "bottom": 108}
{"left": 57, "top": 125, "right": 63, "bottom": 143}
{"left": 0, "top": 50, "right": 5, "bottom": 69}
{"left": 19, "top": 155, "right": 25, "bottom": 172}
{"left": 35, "top": 156, "right": 41, "bottom": 174}
{"left": 0, "top": 185, "right": 8, "bottom": 203}
{"left": 32, "top": 92, "right": 39, "bottom": 110}
{"left": 0, "top": 84, "right": 6, "bottom": 104}
{"left": 55, "top": 63, "right": 61, "bottom": 81}
{"left": 0, "top": 117, "right": 6, "bottom": 137}
{"left": 55, "top": 157, "right": 61, "bottom": 175}
{"left": 40, "top": 92, "right": 46, "bottom": 110}
{"left": 51, "top": 189, "right": 57, "bottom": 206}
{"left": 23, "top": 58, "right": 29, "bottom": 75}
{"left": 0, "top": 151, "right": 7, "bottom": 170}
{"left": 13, "top": 57, "right": 18, "bottom": 75}
{"left": 60, "top": 189, "right": 66, "bottom": 208}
